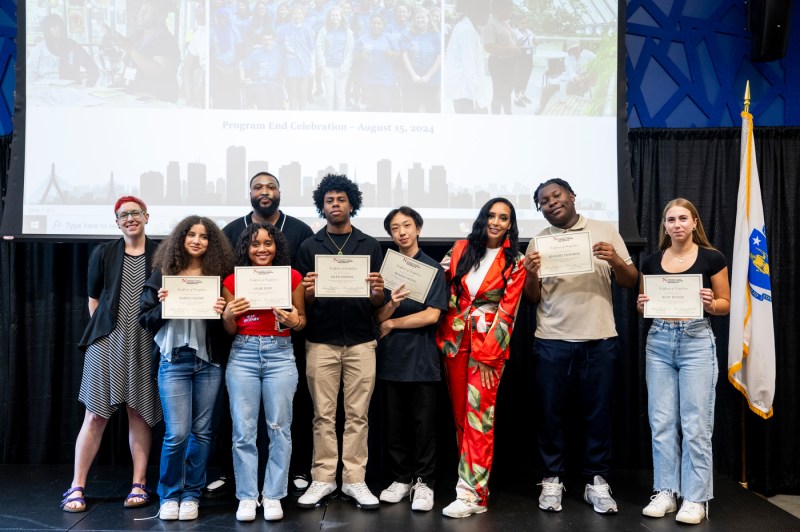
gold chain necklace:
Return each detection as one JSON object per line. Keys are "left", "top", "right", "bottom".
{"left": 326, "top": 231, "right": 352, "bottom": 255}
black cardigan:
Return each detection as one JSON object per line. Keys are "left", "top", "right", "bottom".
{"left": 78, "top": 237, "right": 158, "bottom": 351}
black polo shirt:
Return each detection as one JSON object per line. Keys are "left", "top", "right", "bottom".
{"left": 376, "top": 249, "right": 447, "bottom": 382}
{"left": 296, "top": 226, "right": 383, "bottom": 346}
{"left": 222, "top": 210, "right": 313, "bottom": 268}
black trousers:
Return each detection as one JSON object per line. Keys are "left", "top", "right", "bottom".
{"left": 383, "top": 380, "right": 438, "bottom": 487}
{"left": 535, "top": 338, "right": 617, "bottom": 483}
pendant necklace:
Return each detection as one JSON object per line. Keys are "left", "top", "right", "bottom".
{"left": 669, "top": 246, "right": 696, "bottom": 263}
{"left": 327, "top": 230, "right": 352, "bottom": 255}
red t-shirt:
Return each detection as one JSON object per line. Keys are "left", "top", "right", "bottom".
{"left": 223, "top": 268, "right": 303, "bottom": 336}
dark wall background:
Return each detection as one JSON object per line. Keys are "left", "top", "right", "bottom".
{"left": 1, "top": 0, "right": 800, "bottom": 497}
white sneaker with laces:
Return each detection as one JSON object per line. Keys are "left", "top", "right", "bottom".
{"left": 676, "top": 500, "right": 706, "bottom": 524}
{"left": 538, "top": 476, "right": 565, "bottom": 512}
{"left": 178, "top": 500, "right": 199, "bottom": 520}
{"left": 379, "top": 481, "right": 411, "bottom": 503}
{"left": 642, "top": 490, "right": 677, "bottom": 517}
{"left": 236, "top": 499, "right": 258, "bottom": 522}
{"left": 583, "top": 476, "right": 618, "bottom": 514}
{"left": 341, "top": 482, "right": 380, "bottom": 510}
{"left": 410, "top": 478, "right": 434, "bottom": 512}
{"left": 263, "top": 499, "right": 283, "bottom": 521}
{"left": 159, "top": 500, "right": 179, "bottom": 521}
{"left": 297, "top": 481, "right": 337, "bottom": 508}
{"left": 442, "top": 497, "right": 486, "bottom": 518}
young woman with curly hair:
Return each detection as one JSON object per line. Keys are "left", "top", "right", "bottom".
{"left": 437, "top": 198, "right": 527, "bottom": 518}
{"left": 139, "top": 216, "right": 234, "bottom": 521}
{"left": 220, "top": 223, "right": 306, "bottom": 521}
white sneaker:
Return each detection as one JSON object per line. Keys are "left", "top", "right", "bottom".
{"left": 341, "top": 482, "right": 380, "bottom": 510}
{"left": 263, "top": 499, "right": 283, "bottom": 521}
{"left": 297, "top": 481, "right": 337, "bottom": 508}
{"left": 159, "top": 500, "right": 179, "bottom": 521}
{"left": 442, "top": 498, "right": 486, "bottom": 518}
{"left": 410, "top": 479, "right": 434, "bottom": 512}
{"left": 379, "top": 481, "right": 411, "bottom": 503}
{"left": 583, "top": 476, "right": 618, "bottom": 514}
{"left": 642, "top": 490, "right": 677, "bottom": 517}
{"left": 676, "top": 500, "right": 706, "bottom": 524}
{"left": 538, "top": 476, "right": 565, "bottom": 512}
{"left": 178, "top": 499, "right": 199, "bottom": 520}
{"left": 236, "top": 499, "right": 258, "bottom": 522}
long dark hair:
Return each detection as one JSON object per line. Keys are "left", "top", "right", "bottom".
{"left": 452, "top": 198, "right": 519, "bottom": 301}
{"left": 234, "top": 222, "right": 291, "bottom": 266}
{"left": 153, "top": 216, "right": 234, "bottom": 276}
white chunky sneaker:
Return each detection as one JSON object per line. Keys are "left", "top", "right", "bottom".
{"left": 379, "top": 481, "right": 411, "bottom": 503}
{"left": 642, "top": 490, "right": 677, "bottom": 517}
{"left": 442, "top": 498, "right": 486, "bottom": 518}
{"left": 538, "top": 476, "right": 565, "bottom": 512}
{"left": 297, "top": 481, "right": 337, "bottom": 508}
{"left": 263, "top": 499, "right": 283, "bottom": 521}
{"left": 178, "top": 499, "right": 199, "bottom": 520}
{"left": 341, "top": 482, "right": 380, "bottom": 510}
{"left": 410, "top": 478, "right": 434, "bottom": 512}
{"left": 675, "top": 500, "right": 706, "bottom": 524}
{"left": 583, "top": 476, "right": 618, "bottom": 514}
{"left": 236, "top": 499, "right": 258, "bottom": 522}
{"left": 159, "top": 500, "right": 179, "bottom": 521}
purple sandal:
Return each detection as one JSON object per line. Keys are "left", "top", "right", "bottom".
{"left": 124, "top": 483, "right": 151, "bottom": 508}
{"left": 60, "top": 486, "right": 86, "bottom": 513}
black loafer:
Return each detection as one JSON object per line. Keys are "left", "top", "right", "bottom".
{"left": 203, "top": 475, "right": 229, "bottom": 498}
{"left": 290, "top": 473, "right": 310, "bottom": 497}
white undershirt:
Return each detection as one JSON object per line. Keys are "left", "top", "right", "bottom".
{"left": 466, "top": 247, "right": 502, "bottom": 298}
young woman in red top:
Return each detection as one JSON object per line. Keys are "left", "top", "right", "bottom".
{"left": 221, "top": 222, "right": 306, "bottom": 522}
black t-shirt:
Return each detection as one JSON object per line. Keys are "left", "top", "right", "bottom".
{"left": 641, "top": 246, "right": 727, "bottom": 315}
{"left": 295, "top": 226, "right": 383, "bottom": 346}
{"left": 221, "top": 211, "right": 313, "bottom": 269}
{"left": 376, "top": 250, "right": 447, "bottom": 382}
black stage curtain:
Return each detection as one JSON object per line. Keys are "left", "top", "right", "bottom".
{"left": 1, "top": 129, "right": 799, "bottom": 495}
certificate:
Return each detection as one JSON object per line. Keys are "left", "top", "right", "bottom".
{"left": 234, "top": 266, "right": 292, "bottom": 310}
{"left": 534, "top": 231, "right": 594, "bottom": 278}
{"left": 379, "top": 249, "right": 438, "bottom": 304}
{"left": 643, "top": 274, "right": 704, "bottom": 319}
{"left": 315, "top": 255, "right": 371, "bottom": 298}
{"left": 161, "top": 275, "right": 220, "bottom": 319}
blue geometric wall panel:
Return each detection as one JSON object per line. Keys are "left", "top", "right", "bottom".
{"left": 627, "top": 0, "right": 800, "bottom": 127}
{"left": 0, "top": 0, "right": 15, "bottom": 135}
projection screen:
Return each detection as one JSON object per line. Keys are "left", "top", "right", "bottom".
{"left": 2, "top": 0, "right": 625, "bottom": 240}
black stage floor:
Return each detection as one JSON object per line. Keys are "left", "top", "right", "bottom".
{"left": 0, "top": 465, "right": 797, "bottom": 531}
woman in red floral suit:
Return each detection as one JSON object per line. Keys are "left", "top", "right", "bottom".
{"left": 437, "top": 197, "right": 527, "bottom": 518}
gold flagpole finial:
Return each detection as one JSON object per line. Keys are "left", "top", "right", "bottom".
{"left": 744, "top": 80, "right": 751, "bottom": 113}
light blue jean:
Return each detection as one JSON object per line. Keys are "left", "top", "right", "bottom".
{"left": 226, "top": 335, "right": 298, "bottom": 500}
{"left": 157, "top": 347, "right": 222, "bottom": 503}
{"left": 646, "top": 318, "right": 717, "bottom": 502}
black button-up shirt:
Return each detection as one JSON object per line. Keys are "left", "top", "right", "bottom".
{"left": 296, "top": 226, "right": 383, "bottom": 346}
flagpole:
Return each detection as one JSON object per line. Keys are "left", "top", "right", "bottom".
{"left": 739, "top": 80, "right": 750, "bottom": 490}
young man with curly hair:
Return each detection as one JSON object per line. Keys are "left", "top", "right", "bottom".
{"left": 294, "top": 174, "right": 385, "bottom": 510}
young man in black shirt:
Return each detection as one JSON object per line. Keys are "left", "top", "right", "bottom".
{"left": 295, "top": 174, "right": 385, "bottom": 510}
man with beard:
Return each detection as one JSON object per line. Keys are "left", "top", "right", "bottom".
{"left": 222, "top": 171, "right": 313, "bottom": 267}
{"left": 204, "top": 171, "right": 314, "bottom": 499}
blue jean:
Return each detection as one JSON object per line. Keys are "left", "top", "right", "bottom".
{"left": 535, "top": 338, "right": 617, "bottom": 481}
{"left": 157, "top": 348, "right": 222, "bottom": 503}
{"left": 646, "top": 319, "right": 717, "bottom": 502}
{"left": 227, "top": 335, "right": 298, "bottom": 500}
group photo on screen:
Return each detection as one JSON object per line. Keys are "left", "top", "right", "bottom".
{"left": 25, "top": 0, "right": 615, "bottom": 115}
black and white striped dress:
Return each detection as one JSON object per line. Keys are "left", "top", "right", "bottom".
{"left": 79, "top": 253, "right": 162, "bottom": 426}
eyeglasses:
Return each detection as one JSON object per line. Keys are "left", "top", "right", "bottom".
{"left": 117, "top": 210, "right": 146, "bottom": 220}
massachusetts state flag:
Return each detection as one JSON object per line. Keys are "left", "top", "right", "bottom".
{"left": 728, "top": 111, "right": 775, "bottom": 419}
